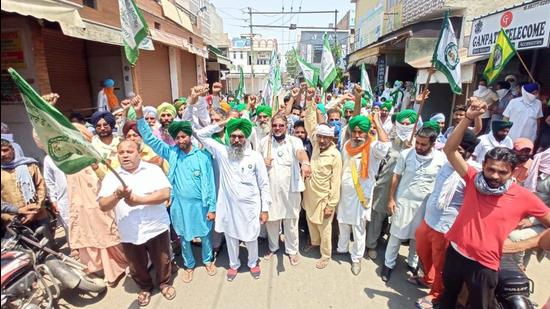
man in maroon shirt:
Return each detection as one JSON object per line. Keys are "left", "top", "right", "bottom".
{"left": 441, "top": 98, "right": 550, "bottom": 309}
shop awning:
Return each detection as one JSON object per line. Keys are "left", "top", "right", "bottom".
{"left": 61, "top": 19, "right": 154, "bottom": 50}
{"left": 408, "top": 48, "right": 489, "bottom": 84}
{"left": 159, "top": 0, "right": 194, "bottom": 33}
{"left": 150, "top": 29, "right": 185, "bottom": 48}
{"left": 348, "top": 46, "right": 381, "bottom": 65}
{"left": 2, "top": 0, "right": 85, "bottom": 28}
{"left": 208, "top": 45, "right": 232, "bottom": 67}
{"left": 406, "top": 48, "right": 488, "bottom": 69}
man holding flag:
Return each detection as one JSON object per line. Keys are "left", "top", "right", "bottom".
{"left": 320, "top": 33, "right": 337, "bottom": 91}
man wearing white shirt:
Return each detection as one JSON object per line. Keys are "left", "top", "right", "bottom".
{"left": 472, "top": 120, "right": 514, "bottom": 164}
{"left": 98, "top": 140, "right": 175, "bottom": 306}
{"left": 503, "top": 83, "right": 543, "bottom": 142}
{"left": 260, "top": 114, "right": 311, "bottom": 265}
{"left": 337, "top": 112, "right": 390, "bottom": 275}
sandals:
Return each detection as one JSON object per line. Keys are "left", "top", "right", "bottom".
{"left": 315, "top": 258, "right": 330, "bottom": 269}
{"left": 415, "top": 296, "right": 434, "bottom": 309}
{"left": 407, "top": 276, "right": 431, "bottom": 288}
{"left": 181, "top": 269, "right": 194, "bottom": 283}
{"left": 263, "top": 251, "right": 276, "bottom": 260}
{"left": 137, "top": 291, "right": 151, "bottom": 307}
{"left": 289, "top": 254, "right": 300, "bottom": 266}
{"left": 205, "top": 262, "right": 217, "bottom": 276}
{"left": 160, "top": 285, "right": 176, "bottom": 301}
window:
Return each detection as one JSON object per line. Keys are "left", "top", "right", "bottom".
{"left": 240, "top": 52, "right": 243, "bottom": 59}
{"left": 83, "top": 0, "right": 96, "bottom": 8}
{"left": 233, "top": 52, "right": 236, "bottom": 59}
{"left": 154, "top": 22, "right": 161, "bottom": 30}
{"left": 189, "top": 37, "right": 193, "bottom": 45}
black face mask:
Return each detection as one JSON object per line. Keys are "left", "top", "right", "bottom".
{"left": 274, "top": 134, "right": 286, "bottom": 142}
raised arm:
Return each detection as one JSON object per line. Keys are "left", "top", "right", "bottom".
{"left": 304, "top": 87, "right": 318, "bottom": 144}
{"left": 285, "top": 88, "right": 300, "bottom": 116}
{"left": 132, "top": 96, "right": 172, "bottom": 160}
{"left": 353, "top": 85, "right": 362, "bottom": 116}
{"left": 443, "top": 97, "right": 487, "bottom": 177}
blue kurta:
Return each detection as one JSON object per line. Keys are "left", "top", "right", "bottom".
{"left": 137, "top": 118, "right": 216, "bottom": 241}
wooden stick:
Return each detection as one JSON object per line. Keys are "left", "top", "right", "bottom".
{"left": 102, "top": 160, "right": 127, "bottom": 188}
{"left": 515, "top": 51, "right": 535, "bottom": 82}
{"left": 409, "top": 68, "right": 434, "bottom": 144}
{"left": 131, "top": 65, "right": 140, "bottom": 94}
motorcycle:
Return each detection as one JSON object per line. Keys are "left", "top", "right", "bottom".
{"left": 1, "top": 217, "right": 106, "bottom": 309}
{"left": 495, "top": 254, "right": 536, "bottom": 309}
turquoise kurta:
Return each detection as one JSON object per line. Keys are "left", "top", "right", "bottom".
{"left": 137, "top": 118, "right": 216, "bottom": 241}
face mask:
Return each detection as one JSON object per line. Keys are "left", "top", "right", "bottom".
{"left": 521, "top": 87, "right": 537, "bottom": 103}
{"left": 395, "top": 122, "right": 415, "bottom": 141}
{"left": 496, "top": 89, "right": 508, "bottom": 99}
{"left": 477, "top": 85, "right": 487, "bottom": 91}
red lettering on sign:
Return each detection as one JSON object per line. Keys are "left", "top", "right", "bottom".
{"left": 500, "top": 11, "right": 513, "bottom": 28}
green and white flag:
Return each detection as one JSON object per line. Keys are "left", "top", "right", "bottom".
{"left": 360, "top": 63, "right": 374, "bottom": 100}
{"left": 7, "top": 68, "right": 102, "bottom": 174}
{"left": 320, "top": 33, "right": 337, "bottom": 91}
{"left": 295, "top": 49, "right": 319, "bottom": 87}
{"left": 235, "top": 66, "right": 246, "bottom": 101}
{"left": 432, "top": 12, "right": 462, "bottom": 95}
{"left": 118, "top": 0, "right": 149, "bottom": 65}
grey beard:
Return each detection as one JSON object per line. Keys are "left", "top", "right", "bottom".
{"left": 258, "top": 123, "right": 270, "bottom": 136}
{"left": 228, "top": 144, "right": 245, "bottom": 161}
{"left": 351, "top": 138, "right": 365, "bottom": 148}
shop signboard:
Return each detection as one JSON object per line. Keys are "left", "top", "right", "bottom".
{"left": 468, "top": 0, "right": 550, "bottom": 56}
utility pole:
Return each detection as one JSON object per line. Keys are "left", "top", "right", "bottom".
{"left": 334, "top": 10, "right": 338, "bottom": 48}
{"left": 248, "top": 7, "right": 255, "bottom": 94}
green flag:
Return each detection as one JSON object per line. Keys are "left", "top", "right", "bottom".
{"left": 360, "top": 63, "right": 374, "bottom": 100}
{"left": 432, "top": 11, "right": 462, "bottom": 95}
{"left": 295, "top": 49, "right": 319, "bottom": 87}
{"left": 7, "top": 68, "right": 102, "bottom": 174}
{"left": 118, "top": 0, "right": 149, "bottom": 65}
{"left": 483, "top": 29, "right": 516, "bottom": 85}
{"left": 235, "top": 66, "right": 246, "bottom": 100}
{"left": 320, "top": 33, "right": 337, "bottom": 91}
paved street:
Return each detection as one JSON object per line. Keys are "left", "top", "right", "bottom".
{"left": 59, "top": 233, "right": 550, "bottom": 309}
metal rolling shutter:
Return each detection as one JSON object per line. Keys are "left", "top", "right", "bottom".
{"left": 137, "top": 42, "right": 172, "bottom": 106}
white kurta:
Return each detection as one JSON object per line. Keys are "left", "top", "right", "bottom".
{"left": 381, "top": 117, "right": 394, "bottom": 135}
{"left": 473, "top": 133, "right": 513, "bottom": 164}
{"left": 503, "top": 97, "right": 543, "bottom": 142}
{"left": 390, "top": 148, "right": 446, "bottom": 239}
{"left": 259, "top": 135, "right": 304, "bottom": 221}
{"left": 337, "top": 140, "right": 390, "bottom": 226}
{"left": 196, "top": 124, "right": 272, "bottom": 242}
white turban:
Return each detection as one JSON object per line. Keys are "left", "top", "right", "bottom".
{"left": 315, "top": 124, "right": 334, "bottom": 137}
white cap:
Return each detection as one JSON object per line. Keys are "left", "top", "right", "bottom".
{"left": 505, "top": 75, "right": 517, "bottom": 82}
{"left": 315, "top": 124, "right": 334, "bottom": 137}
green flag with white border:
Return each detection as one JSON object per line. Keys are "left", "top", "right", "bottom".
{"left": 320, "top": 33, "right": 337, "bottom": 91}
{"left": 7, "top": 68, "right": 102, "bottom": 174}
{"left": 360, "top": 63, "right": 374, "bottom": 100}
{"left": 295, "top": 49, "right": 319, "bottom": 87}
{"left": 118, "top": 0, "right": 149, "bottom": 65}
{"left": 432, "top": 12, "right": 462, "bottom": 95}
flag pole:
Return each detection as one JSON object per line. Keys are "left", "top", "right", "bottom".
{"left": 409, "top": 67, "right": 434, "bottom": 144}
{"left": 103, "top": 160, "right": 128, "bottom": 188}
{"left": 515, "top": 51, "right": 535, "bottom": 82}
{"left": 131, "top": 65, "right": 140, "bottom": 95}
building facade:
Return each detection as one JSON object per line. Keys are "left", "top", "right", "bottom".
{"left": 0, "top": 0, "right": 227, "bottom": 160}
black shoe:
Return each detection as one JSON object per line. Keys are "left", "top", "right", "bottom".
{"left": 407, "top": 265, "right": 419, "bottom": 277}
{"left": 381, "top": 265, "right": 392, "bottom": 282}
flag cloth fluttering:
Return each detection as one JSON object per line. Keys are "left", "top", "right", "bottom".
{"left": 483, "top": 29, "right": 516, "bottom": 85}
{"left": 432, "top": 11, "right": 462, "bottom": 95}
{"left": 7, "top": 68, "right": 102, "bottom": 174}
{"left": 295, "top": 49, "right": 319, "bottom": 88}
{"left": 235, "top": 65, "right": 246, "bottom": 101}
{"left": 360, "top": 63, "right": 374, "bottom": 101}
{"left": 320, "top": 33, "right": 337, "bottom": 91}
{"left": 118, "top": 0, "right": 149, "bottom": 65}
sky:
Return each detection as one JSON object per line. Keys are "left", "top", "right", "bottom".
{"left": 210, "top": 0, "right": 355, "bottom": 69}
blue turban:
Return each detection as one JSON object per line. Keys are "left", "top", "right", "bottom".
{"left": 523, "top": 83, "right": 539, "bottom": 94}
{"left": 143, "top": 106, "right": 158, "bottom": 119}
{"left": 103, "top": 79, "right": 115, "bottom": 88}
{"left": 373, "top": 101, "right": 382, "bottom": 108}
{"left": 91, "top": 110, "right": 116, "bottom": 127}
{"left": 430, "top": 113, "right": 445, "bottom": 122}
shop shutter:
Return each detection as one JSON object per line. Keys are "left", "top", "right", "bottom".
{"left": 42, "top": 28, "right": 92, "bottom": 114}
{"left": 179, "top": 50, "right": 197, "bottom": 97}
{"left": 137, "top": 43, "right": 171, "bottom": 106}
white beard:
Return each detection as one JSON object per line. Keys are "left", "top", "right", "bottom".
{"left": 228, "top": 144, "right": 246, "bottom": 161}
